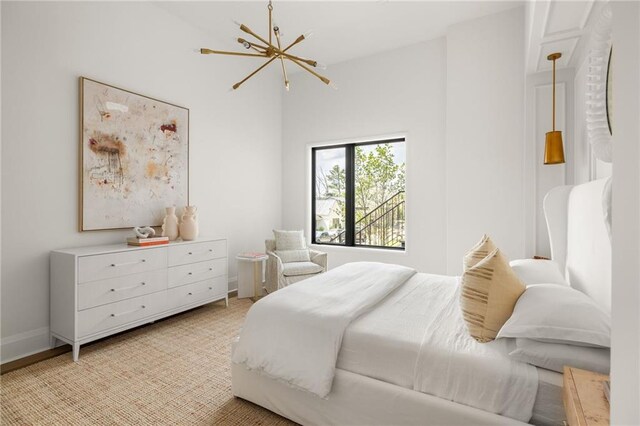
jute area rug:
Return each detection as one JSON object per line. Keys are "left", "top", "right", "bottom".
{"left": 1, "top": 297, "right": 295, "bottom": 425}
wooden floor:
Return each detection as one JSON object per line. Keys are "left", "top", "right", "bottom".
{"left": 1, "top": 296, "right": 295, "bottom": 425}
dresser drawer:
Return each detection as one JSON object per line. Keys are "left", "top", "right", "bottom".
{"left": 78, "top": 247, "right": 167, "bottom": 283}
{"left": 166, "top": 276, "right": 227, "bottom": 311}
{"left": 78, "top": 269, "right": 168, "bottom": 310}
{"left": 168, "top": 240, "right": 226, "bottom": 266}
{"left": 77, "top": 291, "right": 166, "bottom": 338}
{"left": 168, "top": 258, "right": 227, "bottom": 288}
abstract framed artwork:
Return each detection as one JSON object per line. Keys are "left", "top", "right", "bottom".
{"left": 79, "top": 77, "right": 189, "bottom": 231}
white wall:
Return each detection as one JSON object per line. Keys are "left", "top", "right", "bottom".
{"left": 524, "top": 68, "right": 574, "bottom": 259}
{"left": 281, "top": 39, "right": 448, "bottom": 274}
{"left": 282, "top": 7, "right": 526, "bottom": 276}
{"left": 1, "top": 2, "right": 282, "bottom": 362}
{"left": 0, "top": 1, "right": 3, "bottom": 365}
{"left": 446, "top": 7, "right": 526, "bottom": 273}
{"left": 610, "top": 2, "right": 640, "bottom": 424}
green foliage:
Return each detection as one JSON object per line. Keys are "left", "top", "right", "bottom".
{"left": 355, "top": 144, "right": 404, "bottom": 219}
{"left": 326, "top": 164, "right": 345, "bottom": 198}
{"left": 315, "top": 143, "right": 405, "bottom": 224}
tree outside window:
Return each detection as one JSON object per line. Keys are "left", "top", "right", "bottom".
{"left": 313, "top": 139, "right": 405, "bottom": 249}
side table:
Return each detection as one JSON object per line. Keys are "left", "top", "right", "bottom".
{"left": 563, "top": 366, "right": 609, "bottom": 426}
{"left": 236, "top": 255, "right": 268, "bottom": 301}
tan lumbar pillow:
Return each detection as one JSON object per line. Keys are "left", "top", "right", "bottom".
{"left": 463, "top": 234, "right": 497, "bottom": 271}
{"left": 460, "top": 247, "right": 526, "bottom": 343}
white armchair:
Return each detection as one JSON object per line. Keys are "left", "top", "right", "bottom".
{"left": 265, "top": 239, "right": 328, "bottom": 293}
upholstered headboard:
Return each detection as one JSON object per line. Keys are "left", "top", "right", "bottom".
{"left": 543, "top": 178, "right": 612, "bottom": 313}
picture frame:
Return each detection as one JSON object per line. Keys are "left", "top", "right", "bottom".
{"left": 79, "top": 77, "right": 189, "bottom": 231}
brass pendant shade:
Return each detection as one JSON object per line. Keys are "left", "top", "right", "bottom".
{"left": 544, "top": 52, "right": 565, "bottom": 165}
{"left": 544, "top": 131, "right": 565, "bottom": 164}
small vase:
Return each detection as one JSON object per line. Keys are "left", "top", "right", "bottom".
{"left": 161, "top": 207, "right": 180, "bottom": 241}
{"left": 179, "top": 206, "right": 199, "bottom": 241}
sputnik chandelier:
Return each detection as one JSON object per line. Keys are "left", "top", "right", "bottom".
{"left": 200, "top": 1, "right": 332, "bottom": 91}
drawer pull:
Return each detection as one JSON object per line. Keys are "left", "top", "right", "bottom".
{"left": 110, "top": 282, "right": 146, "bottom": 292}
{"left": 110, "top": 259, "right": 146, "bottom": 268}
{"left": 188, "top": 249, "right": 214, "bottom": 256}
{"left": 188, "top": 287, "right": 213, "bottom": 296}
{"left": 187, "top": 268, "right": 214, "bottom": 276}
{"left": 110, "top": 305, "right": 146, "bottom": 317}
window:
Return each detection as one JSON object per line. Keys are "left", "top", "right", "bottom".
{"left": 312, "top": 138, "right": 406, "bottom": 250}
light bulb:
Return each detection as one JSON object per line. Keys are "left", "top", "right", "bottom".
{"left": 285, "top": 81, "right": 290, "bottom": 91}
{"left": 314, "top": 62, "right": 327, "bottom": 70}
{"left": 304, "top": 31, "right": 314, "bottom": 40}
{"left": 232, "top": 19, "right": 242, "bottom": 27}
{"left": 273, "top": 23, "right": 284, "bottom": 37}
{"left": 329, "top": 81, "right": 338, "bottom": 90}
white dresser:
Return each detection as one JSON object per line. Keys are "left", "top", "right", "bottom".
{"left": 50, "top": 238, "right": 228, "bottom": 361}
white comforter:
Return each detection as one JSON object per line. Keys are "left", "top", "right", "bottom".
{"left": 232, "top": 262, "right": 417, "bottom": 397}
{"left": 338, "top": 273, "right": 538, "bottom": 422}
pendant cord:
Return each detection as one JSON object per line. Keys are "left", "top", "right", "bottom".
{"left": 552, "top": 57, "right": 556, "bottom": 132}
{"left": 268, "top": 1, "right": 273, "bottom": 45}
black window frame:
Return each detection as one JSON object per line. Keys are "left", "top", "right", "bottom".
{"left": 311, "top": 137, "right": 405, "bottom": 251}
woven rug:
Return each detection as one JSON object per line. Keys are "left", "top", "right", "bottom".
{"left": 1, "top": 297, "right": 295, "bottom": 425}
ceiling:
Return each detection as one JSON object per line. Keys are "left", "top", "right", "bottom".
{"left": 156, "top": 1, "right": 522, "bottom": 69}
{"left": 525, "top": 0, "right": 603, "bottom": 74}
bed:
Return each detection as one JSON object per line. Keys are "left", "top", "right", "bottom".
{"left": 231, "top": 178, "right": 611, "bottom": 425}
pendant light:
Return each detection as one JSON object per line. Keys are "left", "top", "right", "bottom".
{"left": 544, "top": 52, "right": 565, "bottom": 165}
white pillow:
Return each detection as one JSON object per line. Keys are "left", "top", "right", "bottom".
{"left": 275, "top": 249, "right": 310, "bottom": 263}
{"left": 273, "top": 230, "right": 307, "bottom": 251}
{"left": 497, "top": 284, "right": 610, "bottom": 348}
{"left": 509, "top": 259, "right": 567, "bottom": 286}
{"left": 509, "top": 338, "right": 610, "bottom": 374}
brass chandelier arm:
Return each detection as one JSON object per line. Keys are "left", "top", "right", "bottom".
{"left": 237, "top": 38, "right": 269, "bottom": 52}
{"left": 200, "top": 48, "right": 267, "bottom": 58}
{"left": 282, "top": 34, "right": 306, "bottom": 52}
{"left": 286, "top": 56, "right": 330, "bottom": 85}
{"left": 238, "top": 26, "right": 309, "bottom": 57}
{"left": 249, "top": 45, "right": 267, "bottom": 54}
{"left": 273, "top": 28, "right": 290, "bottom": 89}
{"left": 239, "top": 24, "right": 274, "bottom": 52}
{"left": 232, "top": 56, "right": 279, "bottom": 90}
{"left": 279, "top": 51, "right": 318, "bottom": 67}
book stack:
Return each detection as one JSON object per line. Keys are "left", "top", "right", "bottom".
{"left": 127, "top": 236, "right": 169, "bottom": 247}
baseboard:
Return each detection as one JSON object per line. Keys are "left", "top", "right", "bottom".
{"left": 2, "top": 278, "right": 240, "bottom": 367}
{"left": 1, "top": 345, "right": 72, "bottom": 375}
{"left": 228, "top": 276, "right": 238, "bottom": 291}
{"left": 1, "top": 327, "right": 51, "bottom": 364}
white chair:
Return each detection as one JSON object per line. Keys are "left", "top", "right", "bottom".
{"left": 265, "top": 239, "right": 327, "bottom": 293}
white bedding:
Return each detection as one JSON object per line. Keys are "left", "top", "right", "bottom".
{"left": 338, "top": 273, "right": 539, "bottom": 423}
{"left": 231, "top": 262, "right": 417, "bottom": 397}
{"left": 233, "top": 265, "right": 539, "bottom": 423}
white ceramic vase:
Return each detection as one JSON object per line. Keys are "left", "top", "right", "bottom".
{"left": 179, "top": 206, "right": 199, "bottom": 241}
{"left": 161, "top": 207, "right": 180, "bottom": 241}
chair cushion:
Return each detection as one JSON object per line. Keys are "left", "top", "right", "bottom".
{"left": 273, "top": 230, "right": 307, "bottom": 250}
{"left": 282, "top": 262, "right": 324, "bottom": 277}
{"left": 276, "top": 249, "right": 311, "bottom": 263}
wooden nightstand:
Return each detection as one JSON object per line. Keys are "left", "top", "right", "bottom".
{"left": 563, "top": 366, "right": 610, "bottom": 426}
